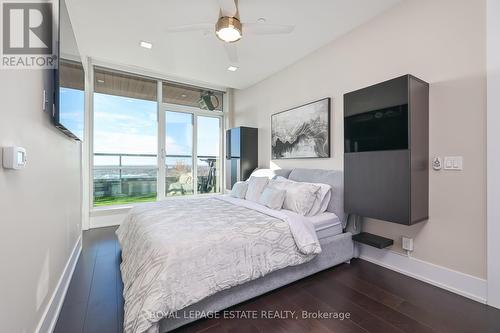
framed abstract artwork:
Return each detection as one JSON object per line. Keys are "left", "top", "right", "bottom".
{"left": 271, "top": 98, "right": 331, "bottom": 159}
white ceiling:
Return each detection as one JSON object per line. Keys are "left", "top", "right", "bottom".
{"left": 60, "top": 0, "right": 80, "bottom": 59}
{"left": 65, "top": 0, "right": 402, "bottom": 89}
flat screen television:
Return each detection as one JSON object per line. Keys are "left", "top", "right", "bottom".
{"left": 344, "top": 104, "right": 408, "bottom": 153}
{"left": 53, "top": 0, "right": 84, "bottom": 141}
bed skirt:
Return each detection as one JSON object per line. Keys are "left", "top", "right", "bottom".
{"left": 159, "top": 232, "right": 354, "bottom": 332}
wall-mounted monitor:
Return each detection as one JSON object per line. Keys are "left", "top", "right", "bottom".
{"left": 344, "top": 104, "right": 408, "bottom": 153}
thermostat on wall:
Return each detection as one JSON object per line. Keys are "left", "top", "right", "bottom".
{"left": 2, "top": 146, "right": 27, "bottom": 170}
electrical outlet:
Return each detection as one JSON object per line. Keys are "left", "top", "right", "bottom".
{"left": 402, "top": 237, "right": 414, "bottom": 252}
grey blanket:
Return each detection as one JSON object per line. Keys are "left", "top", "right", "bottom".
{"left": 116, "top": 196, "right": 320, "bottom": 333}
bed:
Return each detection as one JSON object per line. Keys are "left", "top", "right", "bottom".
{"left": 116, "top": 168, "right": 354, "bottom": 333}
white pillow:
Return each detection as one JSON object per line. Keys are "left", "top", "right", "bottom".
{"left": 230, "top": 181, "right": 248, "bottom": 199}
{"left": 267, "top": 178, "right": 289, "bottom": 190}
{"left": 245, "top": 177, "right": 269, "bottom": 202}
{"left": 258, "top": 187, "right": 286, "bottom": 210}
{"left": 308, "top": 184, "right": 332, "bottom": 216}
{"left": 268, "top": 178, "right": 320, "bottom": 215}
{"left": 271, "top": 177, "right": 331, "bottom": 216}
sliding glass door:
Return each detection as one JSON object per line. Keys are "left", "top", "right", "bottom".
{"left": 197, "top": 116, "right": 221, "bottom": 194}
{"left": 161, "top": 82, "right": 223, "bottom": 197}
{"left": 162, "top": 111, "right": 222, "bottom": 196}
{"left": 165, "top": 111, "right": 194, "bottom": 196}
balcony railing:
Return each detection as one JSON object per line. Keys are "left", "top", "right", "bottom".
{"left": 93, "top": 153, "right": 220, "bottom": 206}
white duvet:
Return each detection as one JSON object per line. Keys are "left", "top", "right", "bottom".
{"left": 116, "top": 195, "right": 321, "bottom": 333}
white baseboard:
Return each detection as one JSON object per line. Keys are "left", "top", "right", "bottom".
{"left": 35, "top": 235, "right": 82, "bottom": 333}
{"left": 358, "top": 244, "right": 487, "bottom": 304}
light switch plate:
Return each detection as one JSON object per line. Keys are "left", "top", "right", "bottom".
{"left": 443, "top": 156, "right": 463, "bottom": 170}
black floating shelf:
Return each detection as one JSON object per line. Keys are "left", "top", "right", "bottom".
{"left": 352, "top": 232, "right": 394, "bottom": 249}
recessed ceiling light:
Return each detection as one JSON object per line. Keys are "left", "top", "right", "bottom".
{"left": 227, "top": 66, "right": 238, "bottom": 72}
{"left": 181, "top": 94, "right": 187, "bottom": 98}
{"left": 97, "top": 79, "right": 104, "bottom": 83}
{"left": 139, "top": 41, "right": 153, "bottom": 49}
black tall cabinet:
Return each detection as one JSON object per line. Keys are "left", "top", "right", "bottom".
{"left": 225, "top": 127, "right": 258, "bottom": 190}
{"left": 344, "top": 75, "right": 429, "bottom": 225}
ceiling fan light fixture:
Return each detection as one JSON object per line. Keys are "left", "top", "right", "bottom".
{"left": 215, "top": 17, "right": 242, "bottom": 43}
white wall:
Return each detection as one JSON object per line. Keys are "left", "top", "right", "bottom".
{"left": 487, "top": 0, "right": 500, "bottom": 309}
{"left": 234, "top": 0, "right": 486, "bottom": 279}
{"left": 0, "top": 70, "right": 82, "bottom": 332}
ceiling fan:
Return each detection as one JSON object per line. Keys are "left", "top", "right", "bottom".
{"left": 165, "top": 0, "right": 295, "bottom": 64}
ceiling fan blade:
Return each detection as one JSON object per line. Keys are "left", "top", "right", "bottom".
{"left": 166, "top": 23, "right": 212, "bottom": 33}
{"left": 217, "top": 0, "right": 237, "bottom": 17}
{"left": 243, "top": 23, "right": 294, "bottom": 35}
{"left": 224, "top": 43, "right": 238, "bottom": 63}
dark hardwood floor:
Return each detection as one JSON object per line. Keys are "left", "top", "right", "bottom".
{"left": 55, "top": 227, "right": 500, "bottom": 333}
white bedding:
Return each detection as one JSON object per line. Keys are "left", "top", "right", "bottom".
{"left": 116, "top": 195, "right": 321, "bottom": 333}
{"left": 225, "top": 197, "right": 343, "bottom": 240}
{"left": 220, "top": 196, "right": 320, "bottom": 251}
{"left": 305, "top": 212, "right": 343, "bottom": 239}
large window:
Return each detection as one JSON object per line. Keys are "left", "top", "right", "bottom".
{"left": 92, "top": 67, "right": 224, "bottom": 207}
{"left": 93, "top": 68, "right": 158, "bottom": 206}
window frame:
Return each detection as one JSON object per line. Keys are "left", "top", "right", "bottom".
{"left": 88, "top": 63, "right": 226, "bottom": 213}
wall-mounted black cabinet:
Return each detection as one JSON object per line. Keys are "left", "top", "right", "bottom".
{"left": 226, "top": 127, "right": 258, "bottom": 190}
{"left": 344, "top": 75, "right": 429, "bottom": 225}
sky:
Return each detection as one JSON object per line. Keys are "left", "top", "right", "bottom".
{"left": 59, "top": 88, "right": 85, "bottom": 140}
{"left": 92, "top": 93, "right": 220, "bottom": 166}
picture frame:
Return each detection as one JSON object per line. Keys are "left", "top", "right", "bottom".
{"left": 271, "top": 97, "right": 331, "bottom": 159}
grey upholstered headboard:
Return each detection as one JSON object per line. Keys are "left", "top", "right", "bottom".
{"left": 286, "top": 168, "right": 346, "bottom": 227}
